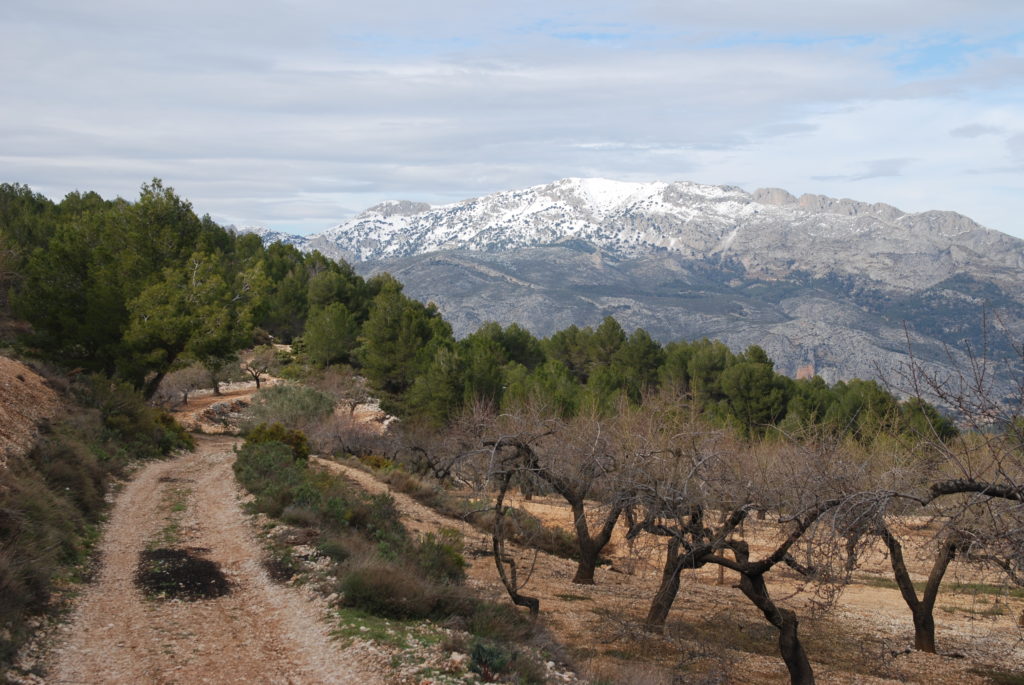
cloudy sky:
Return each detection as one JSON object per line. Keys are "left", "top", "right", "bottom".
{"left": 3, "top": 1, "right": 1023, "bottom": 238}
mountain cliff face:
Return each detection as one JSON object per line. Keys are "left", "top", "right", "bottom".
{"left": 241, "top": 178, "right": 1024, "bottom": 388}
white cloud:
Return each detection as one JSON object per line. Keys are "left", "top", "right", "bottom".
{"left": 1, "top": 1, "right": 1022, "bottom": 238}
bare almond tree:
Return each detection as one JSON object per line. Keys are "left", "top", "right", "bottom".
{"left": 485, "top": 398, "right": 651, "bottom": 585}
{"left": 628, "top": 413, "right": 874, "bottom": 685}
{"left": 241, "top": 345, "right": 277, "bottom": 389}
{"left": 155, "top": 363, "right": 208, "bottom": 407}
{"left": 873, "top": 322, "right": 1024, "bottom": 651}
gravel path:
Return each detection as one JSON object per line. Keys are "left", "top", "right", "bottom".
{"left": 46, "top": 435, "right": 387, "bottom": 685}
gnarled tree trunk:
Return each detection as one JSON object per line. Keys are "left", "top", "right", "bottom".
{"left": 646, "top": 538, "right": 682, "bottom": 631}
{"left": 738, "top": 572, "right": 815, "bottom": 685}
{"left": 492, "top": 470, "right": 539, "bottom": 616}
{"left": 568, "top": 498, "right": 622, "bottom": 584}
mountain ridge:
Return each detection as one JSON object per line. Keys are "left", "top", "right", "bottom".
{"left": 234, "top": 178, "right": 1024, "bottom": 391}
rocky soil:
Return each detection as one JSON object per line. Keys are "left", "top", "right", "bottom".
{"left": 0, "top": 357, "right": 59, "bottom": 469}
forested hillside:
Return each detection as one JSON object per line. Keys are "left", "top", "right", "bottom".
{"left": 0, "top": 181, "right": 959, "bottom": 443}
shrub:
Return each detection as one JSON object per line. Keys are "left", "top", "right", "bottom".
{"left": 29, "top": 437, "right": 105, "bottom": 520}
{"left": 317, "top": 532, "right": 354, "bottom": 563}
{"left": 75, "top": 375, "right": 193, "bottom": 458}
{"left": 245, "top": 423, "right": 310, "bottom": 461}
{"left": 358, "top": 493, "right": 409, "bottom": 558}
{"left": 470, "top": 640, "right": 512, "bottom": 681}
{"left": 338, "top": 557, "right": 475, "bottom": 620}
{"left": 467, "top": 601, "right": 535, "bottom": 643}
{"left": 0, "top": 454, "right": 92, "bottom": 663}
{"left": 244, "top": 384, "right": 334, "bottom": 430}
{"left": 232, "top": 441, "right": 309, "bottom": 517}
{"left": 414, "top": 528, "right": 467, "bottom": 584}
{"left": 339, "top": 561, "right": 436, "bottom": 619}
{"left": 280, "top": 505, "right": 320, "bottom": 528}
{"left": 384, "top": 470, "right": 443, "bottom": 506}
{"left": 303, "top": 412, "right": 393, "bottom": 462}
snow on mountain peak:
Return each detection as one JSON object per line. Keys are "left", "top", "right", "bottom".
{"left": 241, "top": 177, "right": 1022, "bottom": 287}
{"left": 556, "top": 177, "right": 666, "bottom": 215}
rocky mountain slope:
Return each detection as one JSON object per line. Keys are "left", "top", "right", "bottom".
{"left": 238, "top": 178, "right": 1024, "bottom": 387}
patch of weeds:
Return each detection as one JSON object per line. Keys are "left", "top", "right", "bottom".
{"left": 358, "top": 453, "right": 395, "bottom": 471}
{"left": 149, "top": 485, "right": 191, "bottom": 548}
{"left": 338, "top": 559, "right": 475, "bottom": 620}
{"left": 555, "top": 593, "right": 591, "bottom": 602}
{"left": 331, "top": 607, "right": 442, "bottom": 649}
{"left": 950, "top": 581, "right": 1024, "bottom": 599}
{"left": 263, "top": 548, "right": 301, "bottom": 582}
{"left": 467, "top": 601, "right": 535, "bottom": 643}
{"left": 856, "top": 575, "right": 1024, "bottom": 599}
{"left": 941, "top": 603, "right": 1009, "bottom": 618}
{"left": 855, "top": 575, "right": 924, "bottom": 592}
{"left": 134, "top": 548, "right": 231, "bottom": 600}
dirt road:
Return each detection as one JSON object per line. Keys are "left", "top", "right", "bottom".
{"left": 46, "top": 434, "right": 386, "bottom": 685}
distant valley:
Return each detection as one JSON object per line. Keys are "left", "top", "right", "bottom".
{"left": 236, "top": 178, "right": 1024, "bottom": 391}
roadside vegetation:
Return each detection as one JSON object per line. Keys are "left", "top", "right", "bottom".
{"left": 233, "top": 425, "right": 564, "bottom": 682}
{"left": 0, "top": 370, "right": 192, "bottom": 665}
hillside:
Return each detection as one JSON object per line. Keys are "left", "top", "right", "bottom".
{"left": 0, "top": 357, "right": 60, "bottom": 468}
{"left": 238, "top": 178, "right": 1024, "bottom": 387}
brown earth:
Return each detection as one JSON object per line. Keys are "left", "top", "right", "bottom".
{"left": 317, "top": 462, "right": 1024, "bottom": 684}
{"left": 0, "top": 357, "right": 59, "bottom": 469}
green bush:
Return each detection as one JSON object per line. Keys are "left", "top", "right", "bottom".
{"left": 232, "top": 441, "right": 309, "bottom": 517}
{"left": 245, "top": 423, "right": 310, "bottom": 461}
{"left": 470, "top": 639, "right": 512, "bottom": 681}
{"left": 76, "top": 375, "right": 193, "bottom": 458}
{"left": 233, "top": 441, "right": 406, "bottom": 548}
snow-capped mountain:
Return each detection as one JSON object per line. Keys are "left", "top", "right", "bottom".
{"left": 227, "top": 224, "right": 310, "bottom": 250}
{"left": 238, "top": 178, "right": 1024, "bottom": 387}
{"left": 253, "top": 178, "right": 1022, "bottom": 294}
